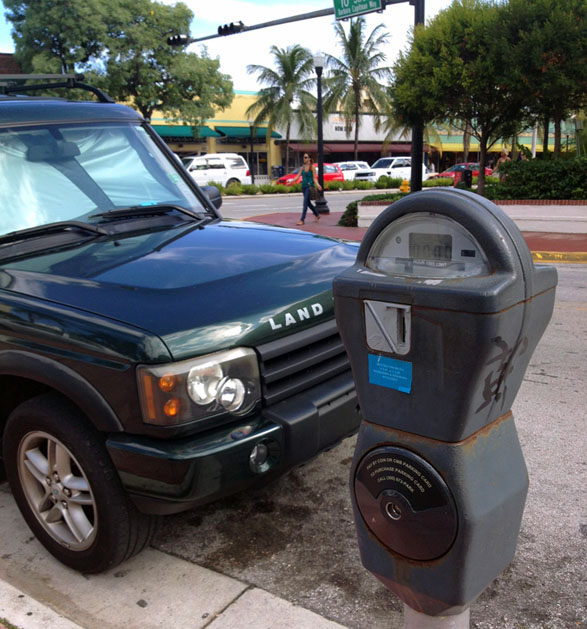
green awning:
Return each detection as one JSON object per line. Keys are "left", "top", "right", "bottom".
{"left": 214, "top": 125, "right": 282, "bottom": 139}
{"left": 151, "top": 125, "right": 221, "bottom": 138}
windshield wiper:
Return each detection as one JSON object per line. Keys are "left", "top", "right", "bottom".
{"left": 91, "top": 204, "right": 207, "bottom": 222}
{"left": 0, "top": 221, "right": 108, "bottom": 246}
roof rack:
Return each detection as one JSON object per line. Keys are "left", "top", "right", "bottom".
{"left": 0, "top": 73, "right": 114, "bottom": 103}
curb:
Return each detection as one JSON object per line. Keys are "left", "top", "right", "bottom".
{"left": 0, "top": 578, "right": 82, "bottom": 629}
{"left": 532, "top": 251, "right": 587, "bottom": 264}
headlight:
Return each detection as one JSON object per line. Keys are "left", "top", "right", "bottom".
{"left": 137, "top": 348, "right": 261, "bottom": 426}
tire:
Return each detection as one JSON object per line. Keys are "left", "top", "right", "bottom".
{"left": 2, "top": 393, "right": 159, "bottom": 573}
{"left": 225, "top": 178, "right": 240, "bottom": 186}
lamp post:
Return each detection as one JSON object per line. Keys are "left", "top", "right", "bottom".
{"left": 248, "top": 119, "right": 255, "bottom": 185}
{"left": 313, "top": 52, "right": 330, "bottom": 214}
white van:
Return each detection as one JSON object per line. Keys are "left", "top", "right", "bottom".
{"left": 181, "top": 153, "right": 252, "bottom": 187}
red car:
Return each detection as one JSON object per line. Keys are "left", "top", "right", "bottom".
{"left": 276, "top": 163, "right": 345, "bottom": 186}
{"left": 431, "top": 162, "right": 493, "bottom": 179}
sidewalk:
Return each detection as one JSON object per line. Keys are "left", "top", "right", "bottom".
{"left": 242, "top": 211, "right": 587, "bottom": 263}
{"left": 0, "top": 489, "right": 344, "bottom": 629}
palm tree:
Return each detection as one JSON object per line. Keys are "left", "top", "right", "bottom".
{"left": 246, "top": 44, "right": 317, "bottom": 171}
{"left": 323, "top": 18, "right": 392, "bottom": 161}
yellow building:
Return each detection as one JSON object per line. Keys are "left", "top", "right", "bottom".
{"left": 150, "top": 92, "right": 283, "bottom": 180}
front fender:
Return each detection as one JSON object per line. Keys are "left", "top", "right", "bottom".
{"left": 0, "top": 350, "right": 123, "bottom": 432}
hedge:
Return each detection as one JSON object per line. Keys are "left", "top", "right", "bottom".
{"left": 484, "top": 157, "right": 587, "bottom": 200}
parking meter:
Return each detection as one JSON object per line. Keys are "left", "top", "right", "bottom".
{"left": 333, "top": 188, "right": 557, "bottom": 616}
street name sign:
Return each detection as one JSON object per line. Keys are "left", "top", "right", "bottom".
{"left": 333, "top": 0, "right": 383, "bottom": 20}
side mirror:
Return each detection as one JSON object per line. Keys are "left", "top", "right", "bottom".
{"left": 201, "top": 185, "right": 222, "bottom": 210}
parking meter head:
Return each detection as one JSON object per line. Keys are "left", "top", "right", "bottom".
{"left": 333, "top": 188, "right": 557, "bottom": 441}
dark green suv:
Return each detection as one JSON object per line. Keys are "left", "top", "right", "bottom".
{"left": 0, "top": 76, "right": 360, "bottom": 573}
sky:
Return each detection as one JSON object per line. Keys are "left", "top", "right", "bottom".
{"left": 0, "top": 0, "right": 453, "bottom": 91}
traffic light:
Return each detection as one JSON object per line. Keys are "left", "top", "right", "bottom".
{"left": 167, "top": 34, "right": 190, "bottom": 47}
{"left": 217, "top": 21, "right": 245, "bottom": 36}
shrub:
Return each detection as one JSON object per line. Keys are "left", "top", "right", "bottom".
{"left": 207, "top": 181, "right": 225, "bottom": 194}
{"left": 339, "top": 201, "right": 358, "bottom": 226}
{"left": 240, "top": 184, "right": 260, "bottom": 195}
{"left": 259, "top": 184, "right": 275, "bottom": 194}
{"left": 342, "top": 180, "right": 356, "bottom": 191}
{"left": 224, "top": 182, "right": 242, "bottom": 195}
{"left": 423, "top": 177, "right": 453, "bottom": 187}
{"left": 375, "top": 175, "right": 403, "bottom": 189}
{"left": 272, "top": 184, "right": 293, "bottom": 194}
{"left": 484, "top": 157, "right": 587, "bottom": 200}
{"left": 354, "top": 180, "right": 376, "bottom": 190}
{"left": 326, "top": 181, "right": 344, "bottom": 191}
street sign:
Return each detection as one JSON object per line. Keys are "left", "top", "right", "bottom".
{"left": 333, "top": 0, "right": 383, "bottom": 20}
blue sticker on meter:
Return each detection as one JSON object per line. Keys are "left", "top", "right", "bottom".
{"left": 368, "top": 354, "right": 412, "bottom": 394}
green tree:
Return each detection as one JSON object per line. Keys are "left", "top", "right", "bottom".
{"left": 3, "top": 0, "right": 110, "bottom": 74}
{"left": 391, "top": 0, "right": 533, "bottom": 194}
{"left": 501, "top": 0, "right": 587, "bottom": 158}
{"left": 246, "top": 44, "right": 316, "bottom": 171}
{"left": 3, "top": 0, "right": 234, "bottom": 124}
{"left": 95, "top": 0, "right": 232, "bottom": 122}
{"left": 323, "top": 17, "right": 391, "bottom": 161}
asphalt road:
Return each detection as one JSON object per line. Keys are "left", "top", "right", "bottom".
{"left": 219, "top": 191, "right": 369, "bottom": 219}
{"left": 151, "top": 263, "right": 587, "bottom": 629}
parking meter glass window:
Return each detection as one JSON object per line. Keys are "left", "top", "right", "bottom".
{"left": 366, "top": 213, "right": 491, "bottom": 278}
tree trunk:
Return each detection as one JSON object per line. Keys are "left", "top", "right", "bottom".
{"left": 477, "top": 132, "right": 490, "bottom": 196}
{"left": 554, "top": 119, "right": 561, "bottom": 158}
{"left": 542, "top": 115, "right": 550, "bottom": 157}
{"left": 463, "top": 121, "right": 471, "bottom": 162}
{"left": 353, "top": 110, "right": 359, "bottom": 161}
{"left": 511, "top": 134, "right": 518, "bottom": 161}
{"left": 285, "top": 123, "right": 291, "bottom": 174}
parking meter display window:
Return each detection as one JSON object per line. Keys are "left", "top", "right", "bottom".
{"left": 354, "top": 447, "right": 458, "bottom": 561}
{"left": 366, "top": 213, "right": 491, "bottom": 278}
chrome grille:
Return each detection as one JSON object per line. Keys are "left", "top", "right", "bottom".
{"left": 257, "top": 319, "right": 351, "bottom": 406}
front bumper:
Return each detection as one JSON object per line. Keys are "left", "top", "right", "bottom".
{"left": 106, "top": 371, "right": 360, "bottom": 515}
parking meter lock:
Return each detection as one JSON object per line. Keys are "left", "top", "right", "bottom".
{"left": 333, "top": 189, "right": 557, "bottom": 616}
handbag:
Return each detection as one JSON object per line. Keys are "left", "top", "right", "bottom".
{"left": 309, "top": 186, "right": 319, "bottom": 201}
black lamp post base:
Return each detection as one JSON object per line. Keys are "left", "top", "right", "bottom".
{"left": 315, "top": 197, "right": 330, "bottom": 214}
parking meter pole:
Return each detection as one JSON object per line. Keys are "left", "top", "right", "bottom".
{"left": 403, "top": 604, "right": 470, "bottom": 629}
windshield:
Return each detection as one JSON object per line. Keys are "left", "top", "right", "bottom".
{"left": 0, "top": 122, "right": 208, "bottom": 236}
{"left": 372, "top": 159, "right": 393, "bottom": 168}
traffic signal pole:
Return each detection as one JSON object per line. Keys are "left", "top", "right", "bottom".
{"left": 168, "top": 1, "right": 413, "bottom": 46}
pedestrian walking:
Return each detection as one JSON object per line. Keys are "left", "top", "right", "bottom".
{"left": 295, "top": 153, "right": 322, "bottom": 225}
{"left": 495, "top": 149, "right": 511, "bottom": 181}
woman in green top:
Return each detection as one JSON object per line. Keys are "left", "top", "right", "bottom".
{"left": 295, "top": 153, "right": 322, "bottom": 225}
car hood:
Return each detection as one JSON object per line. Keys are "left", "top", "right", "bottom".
{"left": 1, "top": 220, "right": 358, "bottom": 359}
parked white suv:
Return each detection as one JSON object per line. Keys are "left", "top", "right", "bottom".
{"left": 181, "top": 153, "right": 252, "bottom": 187}
{"left": 362, "top": 156, "right": 430, "bottom": 182}
{"left": 335, "top": 161, "right": 376, "bottom": 182}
